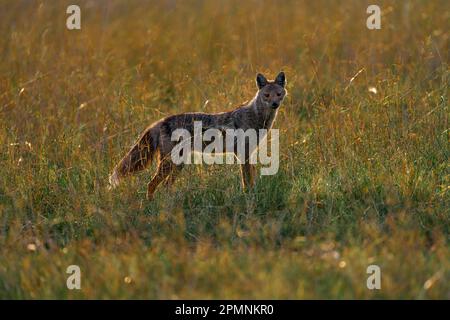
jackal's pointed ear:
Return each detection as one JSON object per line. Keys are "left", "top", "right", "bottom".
{"left": 256, "top": 73, "right": 268, "bottom": 89}
{"left": 275, "top": 71, "right": 286, "bottom": 87}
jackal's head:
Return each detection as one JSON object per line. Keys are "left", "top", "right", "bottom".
{"left": 255, "top": 72, "right": 287, "bottom": 109}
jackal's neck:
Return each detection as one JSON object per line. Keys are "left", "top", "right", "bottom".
{"left": 249, "top": 94, "right": 279, "bottom": 130}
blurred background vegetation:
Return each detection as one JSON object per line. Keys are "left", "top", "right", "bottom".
{"left": 0, "top": 0, "right": 448, "bottom": 298}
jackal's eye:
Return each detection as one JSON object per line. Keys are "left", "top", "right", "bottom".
{"left": 264, "top": 93, "right": 270, "bottom": 98}
{"left": 276, "top": 92, "right": 282, "bottom": 96}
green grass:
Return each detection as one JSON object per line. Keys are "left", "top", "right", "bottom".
{"left": 0, "top": 0, "right": 448, "bottom": 299}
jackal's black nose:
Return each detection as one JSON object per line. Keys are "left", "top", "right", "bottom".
{"left": 272, "top": 102, "right": 279, "bottom": 108}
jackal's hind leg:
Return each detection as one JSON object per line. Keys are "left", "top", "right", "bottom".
{"left": 240, "top": 163, "right": 256, "bottom": 192}
{"left": 147, "top": 160, "right": 175, "bottom": 200}
{"left": 163, "top": 164, "right": 183, "bottom": 190}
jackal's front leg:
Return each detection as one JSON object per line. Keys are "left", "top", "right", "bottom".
{"left": 240, "top": 163, "right": 256, "bottom": 191}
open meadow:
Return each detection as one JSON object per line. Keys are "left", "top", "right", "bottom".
{"left": 0, "top": 0, "right": 448, "bottom": 299}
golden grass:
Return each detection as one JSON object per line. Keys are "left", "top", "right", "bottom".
{"left": 0, "top": 0, "right": 448, "bottom": 298}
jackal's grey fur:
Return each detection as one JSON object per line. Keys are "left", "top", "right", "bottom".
{"left": 109, "top": 72, "right": 287, "bottom": 200}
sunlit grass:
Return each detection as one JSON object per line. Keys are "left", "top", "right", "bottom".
{"left": 0, "top": 0, "right": 448, "bottom": 299}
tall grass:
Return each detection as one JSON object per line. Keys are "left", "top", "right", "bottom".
{"left": 0, "top": 0, "right": 448, "bottom": 298}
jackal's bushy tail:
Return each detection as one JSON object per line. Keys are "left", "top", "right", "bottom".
{"left": 109, "top": 124, "right": 160, "bottom": 189}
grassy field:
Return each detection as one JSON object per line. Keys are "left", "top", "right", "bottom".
{"left": 0, "top": 0, "right": 448, "bottom": 299}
